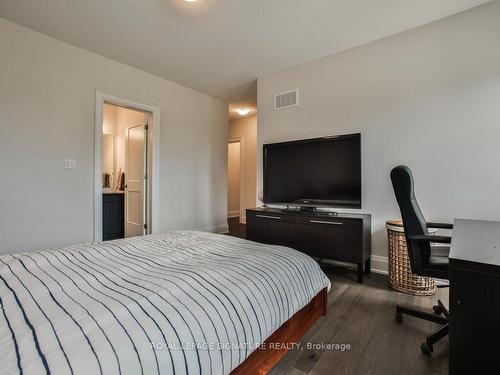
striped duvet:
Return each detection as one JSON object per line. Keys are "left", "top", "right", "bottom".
{"left": 0, "top": 230, "right": 330, "bottom": 375}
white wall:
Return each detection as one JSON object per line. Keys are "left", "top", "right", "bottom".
{"left": 257, "top": 2, "right": 500, "bottom": 273}
{"left": 0, "top": 18, "right": 228, "bottom": 254}
{"left": 229, "top": 115, "right": 257, "bottom": 222}
{"left": 103, "top": 103, "right": 117, "bottom": 135}
{"left": 227, "top": 142, "right": 241, "bottom": 216}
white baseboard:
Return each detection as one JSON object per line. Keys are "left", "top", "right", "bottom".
{"left": 227, "top": 210, "right": 240, "bottom": 218}
{"left": 197, "top": 223, "right": 229, "bottom": 234}
{"left": 370, "top": 255, "right": 388, "bottom": 275}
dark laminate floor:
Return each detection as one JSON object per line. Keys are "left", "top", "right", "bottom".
{"left": 227, "top": 216, "right": 246, "bottom": 239}
{"left": 227, "top": 222, "right": 449, "bottom": 375}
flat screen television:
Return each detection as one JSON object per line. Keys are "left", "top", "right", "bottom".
{"left": 263, "top": 133, "right": 361, "bottom": 209}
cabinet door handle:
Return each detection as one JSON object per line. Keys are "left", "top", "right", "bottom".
{"left": 256, "top": 215, "right": 282, "bottom": 220}
{"left": 310, "top": 220, "right": 343, "bottom": 225}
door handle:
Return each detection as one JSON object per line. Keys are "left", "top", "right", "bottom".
{"left": 256, "top": 215, "right": 282, "bottom": 220}
{"left": 310, "top": 220, "right": 343, "bottom": 225}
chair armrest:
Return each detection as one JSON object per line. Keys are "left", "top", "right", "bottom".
{"left": 427, "top": 222, "right": 453, "bottom": 230}
{"left": 408, "top": 234, "right": 452, "bottom": 244}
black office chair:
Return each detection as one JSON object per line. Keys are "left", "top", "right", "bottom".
{"left": 390, "top": 165, "right": 452, "bottom": 355}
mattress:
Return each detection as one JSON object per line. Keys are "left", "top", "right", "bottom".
{"left": 0, "top": 230, "right": 330, "bottom": 375}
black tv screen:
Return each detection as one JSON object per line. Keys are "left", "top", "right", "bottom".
{"left": 263, "top": 133, "right": 361, "bottom": 208}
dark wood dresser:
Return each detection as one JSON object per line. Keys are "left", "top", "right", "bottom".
{"left": 246, "top": 208, "right": 371, "bottom": 282}
{"left": 103, "top": 192, "right": 124, "bottom": 241}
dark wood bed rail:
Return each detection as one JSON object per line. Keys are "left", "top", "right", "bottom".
{"left": 231, "top": 287, "right": 328, "bottom": 375}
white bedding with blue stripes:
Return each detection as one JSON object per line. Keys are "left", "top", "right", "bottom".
{"left": 0, "top": 230, "right": 330, "bottom": 375}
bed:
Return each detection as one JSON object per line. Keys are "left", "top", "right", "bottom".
{"left": 0, "top": 231, "right": 330, "bottom": 375}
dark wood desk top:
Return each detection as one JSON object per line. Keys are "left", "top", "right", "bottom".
{"left": 450, "top": 219, "right": 500, "bottom": 267}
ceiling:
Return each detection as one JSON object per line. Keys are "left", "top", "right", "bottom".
{"left": 0, "top": 0, "right": 490, "bottom": 105}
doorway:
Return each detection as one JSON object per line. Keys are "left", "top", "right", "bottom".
{"left": 227, "top": 140, "right": 241, "bottom": 220}
{"left": 227, "top": 138, "right": 246, "bottom": 237}
{"left": 94, "top": 92, "right": 160, "bottom": 242}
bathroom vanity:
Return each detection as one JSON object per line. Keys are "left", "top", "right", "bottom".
{"left": 103, "top": 191, "right": 124, "bottom": 241}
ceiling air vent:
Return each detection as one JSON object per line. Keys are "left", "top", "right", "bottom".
{"left": 274, "top": 89, "right": 299, "bottom": 110}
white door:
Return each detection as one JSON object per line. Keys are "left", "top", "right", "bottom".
{"left": 125, "top": 122, "right": 147, "bottom": 237}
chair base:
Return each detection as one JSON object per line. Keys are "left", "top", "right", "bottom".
{"left": 395, "top": 300, "right": 449, "bottom": 356}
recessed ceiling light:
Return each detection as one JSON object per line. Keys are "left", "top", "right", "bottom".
{"left": 185, "top": 0, "right": 197, "bottom": 2}
{"left": 236, "top": 108, "right": 250, "bottom": 116}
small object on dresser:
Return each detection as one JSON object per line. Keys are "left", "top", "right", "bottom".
{"left": 257, "top": 189, "right": 267, "bottom": 209}
{"left": 103, "top": 173, "right": 111, "bottom": 188}
{"left": 119, "top": 172, "right": 126, "bottom": 191}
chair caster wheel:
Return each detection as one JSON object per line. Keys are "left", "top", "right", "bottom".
{"left": 433, "top": 305, "right": 443, "bottom": 315}
{"left": 395, "top": 311, "right": 403, "bottom": 323}
{"left": 420, "top": 343, "right": 433, "bottom": 356}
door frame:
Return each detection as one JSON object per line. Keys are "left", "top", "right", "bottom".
{"left": 228, "top": 137, "right": 245, "bottom": 222}
{"left": 94, "top": 91, "right": 161, "bottom": 242}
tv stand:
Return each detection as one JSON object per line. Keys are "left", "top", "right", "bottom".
{"left": 246, "top": 208, "right": 371, "bottom": 283}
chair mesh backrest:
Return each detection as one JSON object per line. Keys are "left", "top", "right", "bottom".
{"left": 390, "top": 165, "right": 431, "bottom": 274}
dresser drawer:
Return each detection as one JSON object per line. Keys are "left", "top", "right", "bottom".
{"left": 294, "top": 217, "right": 362, "bottom": 261}
{"left": 247, "top": 211, "right": 294, "bottom": 223}
{"left": 295, "top": 216, "right": 358, "bottom": 228}
{"left": 246, "top": 211, "right": 294, "bottom": 246}
{"left": 293, "top": 223, "right": 325, "bottom": 258}
{"left": 325, "top": 222, "right": 363, "bottom": 262}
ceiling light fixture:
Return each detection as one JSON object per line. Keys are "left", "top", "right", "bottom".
{"left": 184, "top": 0, "right": 197, "bottom": 2}
{"left": 236, "top": 108, "right": 250, "bottom": 116}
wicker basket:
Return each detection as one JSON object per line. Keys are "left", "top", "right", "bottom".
{"left": 386, "top": 220, "right": 436, "bottom": 296}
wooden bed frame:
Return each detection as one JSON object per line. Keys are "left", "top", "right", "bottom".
{"left": 231, "top": 287, "right": 328, "bottom": 375}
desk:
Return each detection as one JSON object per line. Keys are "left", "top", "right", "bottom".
{"left": 449, "top": 219, "right": 500, "bottom": 374}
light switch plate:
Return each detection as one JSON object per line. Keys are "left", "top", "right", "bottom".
{"left": 64, "top": 159, "right": 77, "bottom": 169}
